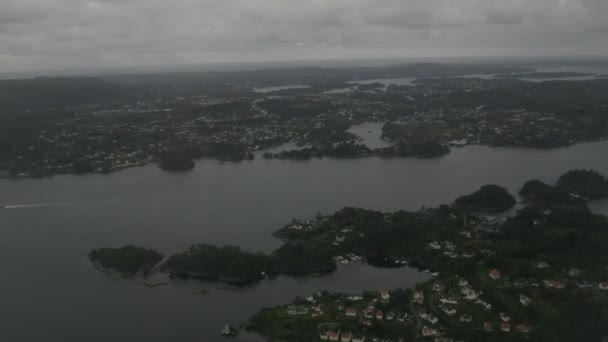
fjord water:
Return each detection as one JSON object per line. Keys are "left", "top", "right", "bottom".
{"left": 2, "top": 139, "right": 608, "bottom": 341}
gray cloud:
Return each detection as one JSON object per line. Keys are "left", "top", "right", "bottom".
{"left": 0, "top": 0, "right": 607, "bottom": 72}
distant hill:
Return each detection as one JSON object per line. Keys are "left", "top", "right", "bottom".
{"left": 0, "top": 77, "right": 129, "bottom": 120}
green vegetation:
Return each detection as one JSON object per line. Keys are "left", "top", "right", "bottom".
{"left": 89, "top": 245, "right": 163, "bottom": 275}
{"left": 556, "top": 169, "right": 608, "bottom": 199}
{"left": 455, "top": 185, "right": 517, "bottom": 211}
{"left": 3, "top": 63, "right": 608, "bottom": 178}
{"left": 245, "top": 170, "right": 608, "bottom": 341}
{"left": 91, "top": 170, "right": 608, "bottom": 341}
{"left": 163, "top": 244, "right": 275, "bottom": 285}
{"left": 520, "top": 179, "right": 571, "bottom": 204}
{"left": 272, "top": 242, "right": 337, "bottom": 274}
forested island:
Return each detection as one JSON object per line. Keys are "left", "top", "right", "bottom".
{"left": 89, "top": 245, "right": 163, "bottom": 276}
{"left": 90, "top": 169, "right": 608, "bottom": 341}
{"left": 163, "top": 244, "right": 274, "bottom": 285}
{"left": 454, "top": 185, "right": 517, "bottom": 212}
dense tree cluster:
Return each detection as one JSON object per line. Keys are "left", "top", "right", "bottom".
{"left": 164, "top": 244, "right": 274, "bottom": 284}
{"left": 454, "top": 185, "right": 516, "bottom": 211}
{"left": 89, "top": 245, "right": 163, "bottom": 275}
{"left": 556, "top": 169, "right": 608, "bottom": 200}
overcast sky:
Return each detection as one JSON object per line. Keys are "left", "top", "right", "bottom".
{"left": 1, "top": 0, "right": 608, "bottom": 73}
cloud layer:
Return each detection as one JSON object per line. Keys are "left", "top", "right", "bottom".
{"left": 1, "top": 0, "right": 607, "bottom": 72}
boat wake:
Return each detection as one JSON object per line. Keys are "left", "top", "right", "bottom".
{"left": 3, "top": 202, "right": 70, "bottom": 209}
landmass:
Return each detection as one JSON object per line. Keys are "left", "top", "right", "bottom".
{"left": 245, "top": 172, "right": 608, "bottom": 342}
{"left": 88, "top": 245, "right": 164, "bottom": 276}
{"left": 494, "top": 72, "right": 592, "bottom": 79}
{"left": 2, "top": 63, "right": 608, "bottom": 178}
{"left": 89, "top": 170, "right": 608, "bottom": 340}
{"left": 163, "top": 244, "right": 275, "bottom": 285}
{"left": 454, "top": 185, "right": 517, "bottom": 212}
{"left": 555, "top": 169, "right": 608, "bottom": 200}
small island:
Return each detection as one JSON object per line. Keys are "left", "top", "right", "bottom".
{"left": 556, "top": 169, "right": 608, "bottom": 200}
{"left": 454, "top": 184, "right": 517, "bottom": 212}
{"left": 89, "top": 245, "right": 164, "bottom": 276}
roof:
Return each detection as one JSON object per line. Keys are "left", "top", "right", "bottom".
{"left": 484, "top": 322, "right": 493, "bottom": 331}
{"left": 345, "top": 308, "right": 357, "bottom": 315}
{"left": 489, "top": 269, "right": 501, "bottom": 279}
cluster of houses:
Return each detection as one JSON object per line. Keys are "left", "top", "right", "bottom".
{"left": 319, "top": 330, "right": 365, "bottom": 342}
{"left": 304, "top": 265, "right": 608, "bottom": 342}
{"left": 427, "top": 240, "right": 477, "bottom": 260}
{"left": 489, "top": 264, "right": 608, "bottom": 292}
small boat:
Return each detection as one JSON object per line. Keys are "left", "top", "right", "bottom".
{"left": 222, "top": 325, "right": 237, "bottom": 337}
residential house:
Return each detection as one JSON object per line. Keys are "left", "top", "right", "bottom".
{"left": 440, "top": 305, "right": 457, "bottom": 316}
{"left": 460, "top": 314, "right": 472, "bottom": 323}
{"left": 340, "top": 331, "right": 352, "bottom": 342}
{"left": 328, "top": 331, "right": 340, "bottom": 341}
{"left": 544, "top": 279, "right": 566, "bottom": 289}
{"left": 537, "top": 261, "right": 550, "bottom": 269}
{"left": 520, "top": 295, "right": 532, "bottom": 307}
{"left": 429, "top": 241, "right": 442, "bottom": 250}
{"left": 433, "top": 282, "right": 446, "bottom": 293}
{"left": 484, "top": 322, "right": 493, "bottom": 332}
{"left": 413, "top": 291, "right": 424, "bottom": 304}
{"left": 489, "top": 269, "right": 501, "bottom": 280}
{"left": 422, "top": 326, "right": 439, "bottom": 337}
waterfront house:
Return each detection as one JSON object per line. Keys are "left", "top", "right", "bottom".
{"left": 413, "top": 291, "right": 424, "bottom": 304}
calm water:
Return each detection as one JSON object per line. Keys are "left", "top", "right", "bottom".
{"left": 253, "top": 84, "right": 311, "bottom": 93}
{"left": 2, "top": 141, "right": 608, "bottom": 341}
